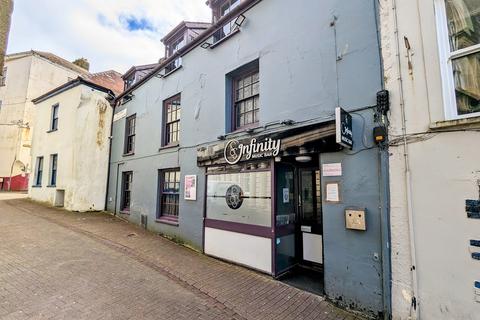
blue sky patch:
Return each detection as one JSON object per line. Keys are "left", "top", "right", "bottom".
{"left": 120, "top": 15, "right": 156, "bottom": 32}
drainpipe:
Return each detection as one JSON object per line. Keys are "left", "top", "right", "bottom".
{"left": 392, "top": 0, "right": 420, "bottom": 318}
{"left": 104, "top": 95, "right": 116, "bottom": 212}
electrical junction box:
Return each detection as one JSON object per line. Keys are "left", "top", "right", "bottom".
{"left": 345, "top": 208, "right": 366, "bottom": 231}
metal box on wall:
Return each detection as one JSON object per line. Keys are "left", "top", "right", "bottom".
{"left": 345, "top": 208, "right": 367, "bottom": 231}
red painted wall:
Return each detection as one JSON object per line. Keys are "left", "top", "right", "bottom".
{"left": 0, "top": 174, "right": 29, "bottom": 191}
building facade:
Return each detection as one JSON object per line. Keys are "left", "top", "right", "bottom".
{"left": 380, "top": 0, "right": 480, "bottom": 319}
{"left": 0, "top": 51, "right": 88, "bottom": 191}
{"left": 0, "top": 0, "right": 13, "bottom": 75}
{"left": 29, "top": 71, "right": 122, "bottom": 211}
{"left": 108, "top": 0, "right": 390, "bottom": 317}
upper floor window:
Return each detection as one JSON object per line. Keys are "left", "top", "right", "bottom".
{"left": 34, "top": 156, "right": 44, "bottom": 186}
{"left": 163, "top": 94, "right": 181, "bottom": 146}
{"left": 0, "top": 67, "right": 7, "bottom": 86}
{"left": 233, "top": 69, "right": 259, "bottom": 130}
{"left": 213, "top": 0, "right": 241, "bottom": 43}
{"left": 436, "top": 0, "right": 480, "bottom": 119}
{"left": 50, "top": 104, "right": 59, "bottom": 131}
{"left": 124, "top": 75, "right": 135, "bottom": 91}
{"left": 167, "top": 36, "right": 186, "bottom": 58}
{"left": 124, "top": 114, "right": 136, "bottom": 155}
{"left": 49, "top": 154, "right": 58, "bottom": 186}
{"left": 213, "top": 0, "right": 240, "bottom": 21}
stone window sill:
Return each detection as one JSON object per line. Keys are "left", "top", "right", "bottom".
{"left": 158, "top": 143, "right": 179, "bottom": 152}
{"left": 430, "top": 116, "right": 480, "bottom": 130}
{"left": 156, "top": 216, "right": 179, "bottom": 227}
{"left": 122, "top": 152, "right": 135, "bottom": 157}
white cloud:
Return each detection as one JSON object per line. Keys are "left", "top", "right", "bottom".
{"left": 7, "top": 0, "right": 211, "bottom": 73}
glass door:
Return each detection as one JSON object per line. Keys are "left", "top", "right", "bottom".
{"left": 298, "top": 168, "right": 323, "bottom": 265}
{"left": 274, "top": 163, "right": 297, "bottom": 275}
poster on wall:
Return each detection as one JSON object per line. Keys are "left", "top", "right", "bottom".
{"left": 322, "top": 163, "right": 342, "bottom": 177}
{"left": 325, "top": 182, "right": 341, "bottom": 203}
{"left": 184, "top": 175, "right": 197, "bottom": 201}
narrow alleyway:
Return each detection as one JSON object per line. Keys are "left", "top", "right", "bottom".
{"left": 0, "top": 193, "right": 365, "bottom": 320}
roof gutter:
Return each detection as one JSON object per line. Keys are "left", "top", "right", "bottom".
{"left": 32, "top": 77, "right": 115, "bottom": 104}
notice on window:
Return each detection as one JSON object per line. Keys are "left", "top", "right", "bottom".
{"left": 325, "top": 182, "right": 340, "bottom": 203}
{"left": 283, "top": 188, "right": 289, "bottom": 203}
{"left": 184, "top": 175, "right": 197, "bottom": 201}
{"left": 322, "top": 163, "right": 342, "bottom": 177}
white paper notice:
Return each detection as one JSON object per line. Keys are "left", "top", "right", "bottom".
{"left": 326, "top": 183, "right": 340, "bottom": 202}
{"left": 283, "top": 188, "right": 289, "bottom": 203}
{"left": 322, "top": 163, "right": 342, "bottom": 177}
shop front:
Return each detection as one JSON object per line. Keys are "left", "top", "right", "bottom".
{"left": 198, "top": 121, "right": 339, "bottom": 289}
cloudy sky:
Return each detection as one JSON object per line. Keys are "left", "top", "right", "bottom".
{"left": 7, "top": 0, "right": 211, "bottom": 73}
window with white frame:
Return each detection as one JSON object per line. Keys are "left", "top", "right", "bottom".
{"left": 436, "top": 0, "right": 480, "bottom": 119}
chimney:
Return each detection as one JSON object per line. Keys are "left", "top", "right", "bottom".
{"left": 72, "top": 58, "right": 90, "bottom": 71}
{"left": 0, "top": 0, "right": 14, "bottom": 76}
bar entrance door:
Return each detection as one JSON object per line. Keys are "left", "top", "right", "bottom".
{"left": 297, "top": 168, "right": 323, "bottom": 266}
{"left": 274, "top": 162, "right": 323, "bottom": 277}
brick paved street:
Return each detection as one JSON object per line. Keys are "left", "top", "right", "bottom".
{"left": 0, "top": 193, "right": 365, "bottom": 320}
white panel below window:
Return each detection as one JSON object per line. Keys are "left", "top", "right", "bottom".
{"left": 205, "top": 227, "right": 272, "bottom": 274}
{"left": 302, "top": 233, "right": 323, "bottom": 264}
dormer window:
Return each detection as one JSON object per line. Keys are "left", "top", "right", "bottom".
{"left": 122, "top": 63, "right": 159, "bottom": 90}
{"left": 210, "top": 0, "right": 243, "bottom": 44}
{"left": 167, "top": 36, "right": 186, "bottom": 58}
{"left": 220, "top": 0, "right": 240, "bottom": 18}
{"left": 212, "top": 0, "right": 240, "bottom": 22}
{"left": 161, "top": 21, "right": 211, "bottom": 76}
{"left": 124, "top": 75, "right": 135, "bottom": 91}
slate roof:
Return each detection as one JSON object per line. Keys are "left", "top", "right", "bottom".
{"left": 83, "top": 70, "right": 124, "bottom": 96}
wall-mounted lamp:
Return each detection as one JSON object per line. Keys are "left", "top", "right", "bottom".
{"left": 295, "top": 147, "right": 312, "bottom": 163}
{"left": 201, "top": 42, "right": 212, "bottom": 49}
{"left": 281, "top": 119, "right": 295, "bottom": 126}
{"left": 234, "top": 14, "right": 246, "bottom": 28}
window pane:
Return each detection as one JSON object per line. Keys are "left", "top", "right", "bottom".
{"left": 245, "top": 112, "right": 253, "bottom": 124}
{"left": 244, "top": 75, "right": 252, "bottom": 86}
{"left": 246, "top": 99, "right": 253, "bottom": 112}
{"left": 206, "top": 171, "right": 272, "bottom": 227}
{"left": 252, "top": 81, "right": 259, "bottom": 95}
{"left": 236, "top": 88, "right": 243, "bottom": 101}
{"left": 244, "top": 85, "right": 252, "bottom": 98}
{"left": 445, "top": 0, "right": 480, "bottom": 51}
{"left": 452, "top": 52, "right": 480, "bottom": 115}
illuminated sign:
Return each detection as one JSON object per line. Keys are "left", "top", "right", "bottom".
{"left": 335, "top": 107, "right": 353, "bottom": 149}
{"left": 224, "top": 137, "right": 281, "bottom": 165}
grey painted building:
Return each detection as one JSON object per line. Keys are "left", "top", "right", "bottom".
{"left": 107, "top": 0, "right": 390, "bottom": 317}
